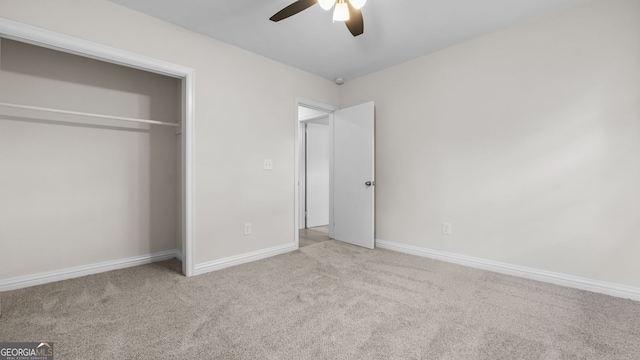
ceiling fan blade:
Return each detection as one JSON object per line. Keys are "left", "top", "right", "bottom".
{"left": 345, "top": 2, "right": 364, "bottom": 36}
{"left": 270, "top": 0, "right": 317, "bottom": 22}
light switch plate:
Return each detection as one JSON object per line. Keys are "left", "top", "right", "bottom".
{"left": 442, "top": 222, "right": 452, "bottom": 235}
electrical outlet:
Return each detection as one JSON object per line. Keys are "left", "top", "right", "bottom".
{"left": 442, "top": 222, "right": 452, "bottom": 235}
{"left": 244, "top": 223, "right": 252, "bottom": 235}
{"left": 263, "top": 159, "right": 273, "bottom": 170}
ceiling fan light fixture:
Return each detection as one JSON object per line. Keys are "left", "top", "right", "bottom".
{"left": 270, "top": 0, "right": 363, "bottom": 37}
{"left": 318, "top": 0, "right": 335, "bottom": 11}
{"left": 333, "top": 1, "right": 350, "bottom": 22}
{"left": 348, "top": 0, "right": 366, "bottom": 10}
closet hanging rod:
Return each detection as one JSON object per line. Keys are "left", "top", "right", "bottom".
{"left": 0, "top": 102, "right": 180, "bottom": 127}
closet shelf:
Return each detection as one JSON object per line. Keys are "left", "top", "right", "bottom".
{"left": 0, "top": 102, "right": 181, "bottom": 127}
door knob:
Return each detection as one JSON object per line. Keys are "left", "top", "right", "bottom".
{"left": 365, "top": 181, "right": 373, "bottom": 187}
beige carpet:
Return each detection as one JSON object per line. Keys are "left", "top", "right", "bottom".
{"left": 1, "top": 240, "right": 639, "bottom": 359}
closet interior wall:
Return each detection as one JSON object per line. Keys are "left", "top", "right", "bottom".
{"left": 0, "top": 38, "right": 181, "bottom": 280}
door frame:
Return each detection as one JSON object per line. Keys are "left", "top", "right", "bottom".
{"left": 294, "top": 97, "right": 338, "bottom": 248}
{"left": 0, "top": 18, "right": 196, "bottom": 276}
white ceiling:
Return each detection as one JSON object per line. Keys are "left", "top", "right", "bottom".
{"left": 109, "top": 0, "right": 580, "bottom": 82}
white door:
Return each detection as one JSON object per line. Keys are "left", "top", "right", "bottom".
{"left": 332, "top": 101, "right": 375, "bottom": 249}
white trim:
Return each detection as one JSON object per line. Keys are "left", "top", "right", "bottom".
{"left": 0, "top": 18, "right": 191, "bottom": 78}
{"left": 299, "top": 113, "right": 330, "bottom": 122}
{"left": 174, "top": 250, "right": 184, "bottom": 262}
{"left": 376, "top": 239, "right": 640, "bottom": 301}
{"left": 0, "top": 18, "right": 196, "bottom": 278}
{"left": 299, "top": 121, "right": 307, "bottom": 230}
{"left": 182, "top": 68, "right": 196, "bottom": 277}
{"left": 296, "top": 97, "right": 340, "bottom": 113}
{"left": 194, "top": 243, "right": 297, "bottom": 276}
{"left": 0, "top": 250, "right": 182, "bottom": 291}
{"left": 328, "top": 113, "right": 335, "bottom": 240}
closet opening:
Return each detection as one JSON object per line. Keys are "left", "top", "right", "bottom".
{"left": 0, "top": 19, "right": 195, "bottom": 290}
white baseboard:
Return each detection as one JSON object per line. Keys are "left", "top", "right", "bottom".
{"left": 0, "top": 249, "right": 182, "bottom": 292}
{"left": 376, "top": 239, "right": 640, "bottom": 302}
{"left": 175, "top": 250, "right": 184, "bottom": 262}
{"left": 194, "top": 243, "right": 297, "bottom": 276}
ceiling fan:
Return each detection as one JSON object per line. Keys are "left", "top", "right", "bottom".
{"left": 270, "top": 0, "right": 366, "bottom": 37}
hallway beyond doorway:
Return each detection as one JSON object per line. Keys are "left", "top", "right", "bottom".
{"left": 299, "top": 226, "right": 330, "bottom": 248}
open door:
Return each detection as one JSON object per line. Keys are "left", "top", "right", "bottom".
{"left": 332, "top": 101, "right": 375, "bottom": 249}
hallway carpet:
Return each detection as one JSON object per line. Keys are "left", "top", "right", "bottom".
{"left": 299, "top": 226, "right": 330, "bottom": 248}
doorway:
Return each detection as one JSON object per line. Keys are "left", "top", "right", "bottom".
{"left": 294, "top": 98, "right": 376, "bottom": 250}
{"left": 297, "top": 103, "right": 334, "bottom": 247}
{"left": 295, "top": 99, "right": 337, "bottom": 248}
